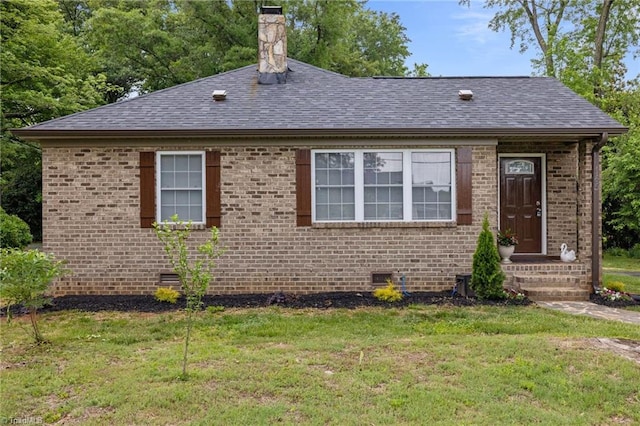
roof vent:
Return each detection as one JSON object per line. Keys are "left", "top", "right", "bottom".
{"left": 458, "top": 90, "right": 473, "bottom": 101}
{"left": 212, "top": 90, "right": 227, "bottom": 101}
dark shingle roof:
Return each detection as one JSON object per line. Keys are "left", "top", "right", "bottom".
{"left": 14, "top": 59, "right": 626, "bottom": 139}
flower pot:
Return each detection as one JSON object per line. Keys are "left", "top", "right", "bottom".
{"left": 498, "top": 245, "right": 515, "bottom": 264}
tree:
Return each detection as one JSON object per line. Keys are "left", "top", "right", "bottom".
{"left": 461, "top": 0, "right": 640, "bottom": 249}
{"left": 471, "top": 214, "right": 506, "bottom": 299}
{"left": 1, "top": 0, "right": 107, "bottom": 239}
{"left": 459, "top": 1, "right": 639, "bottom": 95}
{"left": 0, "top": 249, "right": 68, "bottom": 343}
{"left": 154, "top": 216, "right": 225, "bottom": 379}
{"left": 75, "top": 0, "right": 416, "bottom": 98}
{"left": 602, "top": 83, "right": 640, "bottom": 249}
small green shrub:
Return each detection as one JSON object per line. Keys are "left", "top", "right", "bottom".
{"left": 0, "top": 249, "right": 69, "bottom": 343}
{"left": 373, "top": 280, "right": 403, "bottom": 303}
{"left": 605, "top": 247, "right": 629, "bottom": 257}
{"left": 0, "top": 207, "right": 33, "bottom": 249}
{"left": 629, "top": 243, "right": 640, "bottom": 259}
{"left": 471, "top": 213, "right": 506, "bottom": 300}
{"left": 604, "top": 281, "right": 625, "bottom": 293}
{"left": 155, "top": 287, "right": 180, "bottom": 304}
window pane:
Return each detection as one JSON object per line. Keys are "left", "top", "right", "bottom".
{"left": 329, "top": 170, "right": 342, "bottom": 185}
{"left": 189, "top": 155, "right": 202, "bottom": 171}
{"left": 316, "top": 188, "right": 328, "bottom": 204}
{"left": 175, "top": 172, "right": 189, "bottom": 187}
{"left": 315, "top": 153, "right": 328, "bottom": 168}
{"left": 189, "top": 172, "right": 201, "bottom": 188}
{"left": 316, "top": 170, "right": 328, "bottom": 186}
{"left": 174, "top": 155, "right": 189, "bottom": 171}
{"left": 390, "top": 187, "right": 403, "bottom": 202}
{"left": 342, "top": 204, "right": 355, "bottom": 220}
{"left": 342, "top": 170, "right": 354, "bottom": 185}
{"left": 343, "top": 188, "right": 354, "bottom": 203}
{"left": 364, "top": 152, "right": 403, "bottom": 221}
{"left": 175, "top": 191, "right": 189, "bottom": 204}
{"left": 412, "top": 152, "right": 452, "bottom": 221}
{"left": 438, "top": 204, "right": 452, "bottom": 220}
{"left": 159, "top": 154, "right": 204, "bottom": 222}
{"left": 314, "top": 152, "right": 355, "bottom": 222}
{"left": 161, "top": 156, "right": 174, "bottom": 171}
{"left": 329, "top": 188, "right": 342, "bottom": 203}
{"left": 161, "top": 171, "right": 174, "bottom": 188}
{"left": 316, "top": 205, "right": 329, "bottom": 220}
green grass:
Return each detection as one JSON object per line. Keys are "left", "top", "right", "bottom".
{"left": 603, "top": 254, "right": 640, "bottom": 293}
{"left": 603, "top": 253, "right": 640, "bottom": 272}
{"left": 2, "top": 306, "right": 640, "bottom": 425}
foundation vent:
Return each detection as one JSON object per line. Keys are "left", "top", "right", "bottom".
{"left": 159, "top": 273, "right": 180, "bottom": 284}
{"left": 371, "top": 272, "right": 393, "bottom": 286}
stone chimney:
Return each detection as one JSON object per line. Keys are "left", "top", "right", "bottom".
{"left": 258, "top": 6, "right": 287, "bottom": 84}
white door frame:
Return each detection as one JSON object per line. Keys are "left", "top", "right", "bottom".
{"left": 498, "top": 153, "right": 547, "bottom": 255}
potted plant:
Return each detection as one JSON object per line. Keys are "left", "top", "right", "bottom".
{"left": 497, "top": 229, "right": 518, "bottom": 264}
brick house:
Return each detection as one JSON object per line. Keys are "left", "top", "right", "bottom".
{"left": 14, "top": 8, "right": 627, "bottom": 300}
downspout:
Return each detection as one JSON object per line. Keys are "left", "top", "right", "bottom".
{"left": 591, "top": 132, "right": 608, "bottom": 292}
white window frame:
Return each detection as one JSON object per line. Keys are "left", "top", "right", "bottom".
{"left": 311, "top": 149, "right": 456, "bottom": 223}
{"left": 156, "top": 151, "right": 206, "bottom": 224}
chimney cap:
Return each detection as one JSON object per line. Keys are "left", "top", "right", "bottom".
{"left": 260, "top": 6, "right": 282, "bottom": 15}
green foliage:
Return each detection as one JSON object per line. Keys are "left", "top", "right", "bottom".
{"left": 153, "top": 214, "right": 225, "bottom": 378}
{"left": 1, "top": 0, "right": 108, "bottom": 240}
{"left": 471, "top": 214, "right": 506, "bottom": 300}
{"left": 603, "top": 103, "right": 640, "bottom": 249}
{"left": 154, "top": 287, "right": 180, "bottom": 304}
{"left": 630, "top": 244, "right": 640, "bottom": 259}
{"left": 0, "top": 249, "right": 68, "bottom": 343}
{"left": 373, "top": 280, "right": 403, "bottom": 303}
{"left": 604, "top": 281, "right": 625, "bottom": 293}
{"left": 0, "top": 207, "right": 33, "bottom": 249}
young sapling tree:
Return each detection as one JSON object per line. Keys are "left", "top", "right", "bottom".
{"left": 0, "top": 249, "right": 69, "bottom": 343}
{"left": 153, "top": 215, "right": 225, "bottom": 378}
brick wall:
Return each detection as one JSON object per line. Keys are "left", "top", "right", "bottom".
{"left": 43, "top": 140, "right": 588, "bottom": 295}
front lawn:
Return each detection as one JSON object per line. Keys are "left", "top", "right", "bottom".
{"left": 2, "top": 306, "right": 639, "bottom": 425}
{"left": 603, "top": 254, "right": 640, "bottom": 294}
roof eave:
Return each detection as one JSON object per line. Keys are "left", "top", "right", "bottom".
{"left": 11, "top": 127, "right": 629, "bottom": 141}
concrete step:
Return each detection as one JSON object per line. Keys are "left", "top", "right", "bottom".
{"left": 521, "top": 286, "right": 590, "bottom": 302}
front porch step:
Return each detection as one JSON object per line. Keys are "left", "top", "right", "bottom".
{"left": 514, "top": 274, "right": 590, "bottom": 301}
{"left": 521, "top": 287, "right": 590, "bottom": 302}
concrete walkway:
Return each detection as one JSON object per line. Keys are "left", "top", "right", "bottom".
{"left": 537, "top": 301, "right": 640, "bottom": 324}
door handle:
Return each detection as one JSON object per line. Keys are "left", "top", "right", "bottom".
{"left": 536, "top": 201, "right": 542, "bottom": 217}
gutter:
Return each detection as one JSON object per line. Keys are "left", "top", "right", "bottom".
{"left": 10, "top": 127, "right": 628, "bottom": 141}
{"left": 591, "top": 132, "right": 608, "bottom": 293}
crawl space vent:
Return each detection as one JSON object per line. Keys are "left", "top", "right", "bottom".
{"left": 371, "top": 272, "right": 393, "bottom": 286}
{"left": 159, "top": 273, "right": 180, "bottom": 283}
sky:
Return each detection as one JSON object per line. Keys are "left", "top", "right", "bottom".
{"left": 367, "top": 0, "right": 639, "bottom": 78}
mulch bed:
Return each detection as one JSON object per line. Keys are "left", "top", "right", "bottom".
{"left": 3, "top": 291, "right": 638, "bottom": 316}
{"left": 2, "top": 291, "right": 532, "bottom": 316}
{"left": 590, "top": 293, "right": 640, "bottom": 309}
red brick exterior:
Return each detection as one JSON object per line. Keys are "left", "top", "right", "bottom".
{"left": 42, "top": 140, "right": 593, "bottom": 295}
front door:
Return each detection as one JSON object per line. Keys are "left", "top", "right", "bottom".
{"left": 499, "top": 157, "right": 543, "bottom": 254}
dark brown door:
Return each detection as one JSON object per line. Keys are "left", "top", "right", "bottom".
{"left": 500, "top": 157, "right": 542, "bottom": 253}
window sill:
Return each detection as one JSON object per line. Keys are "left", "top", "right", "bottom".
{"left": 155, "top": 222, "right": 207, "bottom": 230}
{"left": 312, "top": 221, "right": 457, "bottom": 229}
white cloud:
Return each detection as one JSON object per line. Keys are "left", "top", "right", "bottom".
{"left": 452, "top": 10, "right": 496, "bottom": 45}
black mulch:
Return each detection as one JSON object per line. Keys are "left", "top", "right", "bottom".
{"left": 3, "top": 291, "right": 637, "bottom": 317}
{"left": 590, "top": 293, "right": 640, "bottom": 309}
{"left": 2, "top": 291, "right": 533, "bottom": 316}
